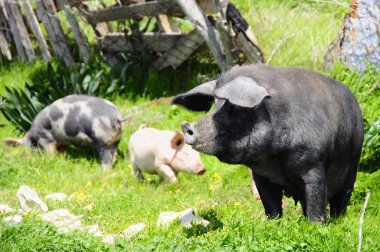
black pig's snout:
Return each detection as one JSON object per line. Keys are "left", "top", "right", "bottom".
{"left": 181, "top": 121, "right": 197, "bottom": 145}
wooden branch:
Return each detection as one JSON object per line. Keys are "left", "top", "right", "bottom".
{"left": 58, "top": 0, "right": 91, "bottom": 63}
{"left": 365, "top": 80, "right": 380, "bottom": 96}
{"left": 99, "top": 32, "right": 185, "bottom": 52}
{"left": 81, "top": 0, "right": 182, "bottom": 23}
{"left": 153, "top": 29, "right": 204, "bottom": 70}
{"left": 175, "top": 0, "right": 228, "bottom": 71}
{"left": 357, "top": 191, "right": 371, "bottom": 252}
{"left": 266, "top": 31, "right": 298, "bottom": 64}
{"left": 22, "top": 0, "right": 51, "bottom": 61}
{"left": 41, "top": 0, "right": 74, "bottom": 66}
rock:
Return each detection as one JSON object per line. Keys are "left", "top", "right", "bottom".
{"left": 183, "top": 216, "right": 210, "bottom": 228}
{"left": 45, "top": 193, "right": 67, "bottom": 201}
{"left": 0, "top": 203, "right": 15, "bottom": 214}
{"left": 123, "top": 223, "right": 145, "bottom": 238}
{"left": 157, "top": 211, "right": 181, "bottom": 227}
{"left": 157, "top": 208, "right": 196, "bottom": 227}
{"left": 40, "top": 209, "right": 83, "bottom": 233}
{"left": 178, "top": 209, "right": 196, "bottom": 225}
{"left": 3, "top": 215, "right": 23, "bottom": 224}
{"left": 17, "top": 185, "right": 48, "bottom": 213}
{"left": 102, "top": 235, "right": 115, "bottom": 245}
{"left": 85, "top": 224, "right": 103, "bottom": 237}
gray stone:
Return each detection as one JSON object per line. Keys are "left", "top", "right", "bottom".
{"left": 102, "top": 235, "right": 115, "bottom": 245}
{"left": 157, "top": 211, "right": 181, "bottom": 227}
{"left": 0, "top": 203, "right": 15, "bottom": 214}
{"left": 178, "top": 209, "right": 196, "bottom": 225}
{"left": 17, "top": 185, "right": 48, "bottom": 213}
{"left": 45, "top": 193, "right": 67, "bottom": 201}
{"left": 123, "top": 223, "right": 145, "bottom": 238}
{"left": 40, "top": 209, "right": 82, "bottom": 233}
{"left": 3, "top": 215, "right": 23, "bottom": 224}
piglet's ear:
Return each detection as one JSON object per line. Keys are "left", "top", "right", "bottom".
{"left": 170, "top": 80, "right": 216, "bottom": 111}
{"left": 214, "top": 77, "right": 270, "bottom": 108}
{"left": 171, "top": 131, "right": 185, "bottom": 149}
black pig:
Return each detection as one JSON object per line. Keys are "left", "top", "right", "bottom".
{"left": 171, "top": 65, "right": 364, "bottom": 223}
{"left": 4, "top": 95, "right": 123, "bottom": 170}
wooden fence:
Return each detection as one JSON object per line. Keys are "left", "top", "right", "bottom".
{"left": 0, "top": 0, "right": 89, "bottom": 66}
{"left": 0, "top": 0, "right": 264, "bottom": 70}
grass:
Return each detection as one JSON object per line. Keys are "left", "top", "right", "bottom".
{"left": 1, "top": 0, "right": 380, "bottom": 251}
{"left": 1, "top": 102, "right": 380, "bottom": 251}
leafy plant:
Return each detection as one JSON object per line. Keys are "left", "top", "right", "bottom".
{"left": 0, "top": 58, "right": 119, "bottom": 132}
{"left": 330, "top": 63, "right": 380, "bottom": 171}
{"left": 183, "top": 209, "right": 224, "bottom": 238}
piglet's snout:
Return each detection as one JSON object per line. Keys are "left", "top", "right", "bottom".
{"left": 196, "top": 164, "right": 206, "bottom": 175}
{"left": 181, "top": 121, "right": 197, "bottom": 145}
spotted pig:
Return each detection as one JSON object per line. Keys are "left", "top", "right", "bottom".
{"left": 4, "top": 95, "right": 123, "bottom": 170}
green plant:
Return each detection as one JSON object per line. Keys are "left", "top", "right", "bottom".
{"left": 330, "top": 63, "right": 380, "bottom": 172}
{"left": 183, "top": 209, "right": 224, "bottom": 238}
{"left": 0, "top": 58, "right": 119, "bottom": 132}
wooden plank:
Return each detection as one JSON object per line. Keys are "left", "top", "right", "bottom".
{"left": 34, "top": 0, "right": 63, "bottom": 59}
{"left": 57, "top": 0, "right": 91, "bottom": 63}
{"left": 99, "top": 32, "right": 185, "bottom": 52}
{"left": 0, "top": 0, "right": 11, "bottom": 60}
{"left": 157, "top": 15, "right": 180, "bottom": 33}
{"left": 0, "top": 0, "right": 12, "bottom": 43}
{"left": 153, "top": 29, "right": 204, "bottom": 70}
{"left": 175, "top": 0, "right": 229, "bottom": 71}
{"left": 41, "top": 0, "right": 74, "bottom": 66}
{"left": 22, "top": 0, "right": 51, "bottom": 61}
{"left": 0, "top": 28, "right": 11, "bottom": 60}
{"left": 3, "top": 1, "right": 26, "bottom": 61}
{"left": 10, "top": 3, "right": 36, "bottom": 62}
{"left": 81, "top": 0, "right": 183, "bottom": 23}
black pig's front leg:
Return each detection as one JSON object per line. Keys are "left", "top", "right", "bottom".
{"left": 253, "top": 173, "right": 283, "bottom": 218}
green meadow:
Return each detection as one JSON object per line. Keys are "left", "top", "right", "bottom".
{"left": 1, "top": 1, "right": 379, "bottom": 251}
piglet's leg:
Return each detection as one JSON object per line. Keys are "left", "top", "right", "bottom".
{"left": 133, "top": 164, "right": 144, "bottom": 180}
{"left": 157, "top": 164, "right": 178, "bottom": 183}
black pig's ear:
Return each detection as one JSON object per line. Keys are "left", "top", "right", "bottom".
{"left": 214, "top": 77, "right": 270, "bottom": 108}
{"left": 170, "top": 80, "right": 216, "bottom": 111}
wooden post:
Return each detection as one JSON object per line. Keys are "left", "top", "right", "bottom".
{"left": 175, "top": 0, "right": 229, "bottom": 71}
{"left": 22, "top": 0, "right": 52, "bottom": 61}
{"left": 41, "top": 0, "right": 74, "bottom": 66}
{"left": 58, "top": 0, "right": 91, "bottom": 63}
{"left": 3, "top": 1, "right": 26, "bottom": 61}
